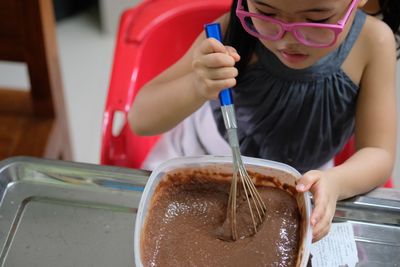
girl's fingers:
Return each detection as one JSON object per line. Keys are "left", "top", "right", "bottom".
{"left": 200, "top": 53, "right": 236, "bottom": 68}
{"left": 202, "top": 78, "right": 237, "bottom": 98}
{"left": 198, "top": 40, "right": 239, "bottom": 66}
{"left": 310, "top": 189, "right": 328, "bottom": 226}
{"left": 201, "top": 39, "right": 240, "bottom": 61}
{"left": 312, "top": 216, "right": 331, "bottom": 242}
{"left": 312, "top": 221, "right": 331, "bottom": 243}
{"left": 295, "top": 170, "right": 338, "bottom": 243}
{"left": 296, "top": 170, "right": 321, "bottom": 192}
{"left": 311, "top": 204, "right": 334, "bottom": 242}
{"left": 200, "top": 38, "right": 227, "bottom": 54}
{"left": 206, "top": 67, "right": 238, "bottom": 80}
{"left": 226, "top": 46, "right": 241, "bottom": 62}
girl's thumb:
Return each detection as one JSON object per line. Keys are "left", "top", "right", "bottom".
{"left": 296, "top": 171, "right": 320, "bottom": 192}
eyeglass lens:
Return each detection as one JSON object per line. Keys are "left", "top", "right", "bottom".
{"left": 244, "top": 16, "right": 336, "bottom": 46}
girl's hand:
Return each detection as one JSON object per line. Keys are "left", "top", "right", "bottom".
{"left": 192, "top": 37, "right": 240, "bottom": 100}
{"left": 296, "top": 170, "right": 340, "bottom": 243}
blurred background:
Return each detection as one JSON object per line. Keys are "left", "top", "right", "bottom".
{"left": 0, "top": 0, "right": 134, "bottom": 163}
{"left": 0, "top": 0, "right": 399, "bottom": 188}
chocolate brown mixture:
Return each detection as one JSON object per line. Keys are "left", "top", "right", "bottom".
{"left": 141, "top": 170, "right": 301, "bottom": 266}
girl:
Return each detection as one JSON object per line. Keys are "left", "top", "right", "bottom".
{"left": 128, "top": 0, "right": 399, "bottom": 242}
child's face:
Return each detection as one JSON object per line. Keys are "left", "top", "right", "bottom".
{"left": 244, "top": 0, "right": 360, "bottom": 69}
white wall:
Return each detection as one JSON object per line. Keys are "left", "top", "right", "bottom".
{"left": 99, "top": 0, "right": 140, "bottom": 34}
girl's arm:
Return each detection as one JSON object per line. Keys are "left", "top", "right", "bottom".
{"left": 330, "top": 18, "right": 397, "bottom": 199}
{"left": 297, "top": 18, "right": 397, "bottom": 242}
{"left": 128, "top": 15, "right": 239, "bottom": 136}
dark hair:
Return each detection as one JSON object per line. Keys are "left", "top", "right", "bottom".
{"left": 224, "top": 0, "right": 257, "bottom": 74}
{"left": 224, "top": 0, "right": 400, "bottom": 66}
{"left": 370, "top": 0, "right": 400, "bottom": 58}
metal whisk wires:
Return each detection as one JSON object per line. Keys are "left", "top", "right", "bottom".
{"left": 225, "top": 120, "right": 267, "bottom": 240}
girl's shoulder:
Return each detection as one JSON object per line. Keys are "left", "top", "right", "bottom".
{"left": 343, "top": 13, "right": 396, "bottom": 86}
{"left": 359, "top": 14, "right": 397, "bottom": 61}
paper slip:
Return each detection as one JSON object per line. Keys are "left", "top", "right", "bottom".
{"left": 310, "top": 222, "right": 359, "bottom": 267}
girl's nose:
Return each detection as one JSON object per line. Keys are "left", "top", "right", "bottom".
{"left": 279, "top": 29, "right": 300, "bottom": 46}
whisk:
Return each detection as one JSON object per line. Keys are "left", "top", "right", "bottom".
{"left": 205, "top": 23, "right": 267, "bottom": 240}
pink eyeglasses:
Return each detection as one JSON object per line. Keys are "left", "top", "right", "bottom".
{"left": 236, "top": 0, "right": 358, "bottom": 47}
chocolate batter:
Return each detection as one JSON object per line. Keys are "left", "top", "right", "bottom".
{"left": 141, "top": 169, "right": 302, "bottom": 266}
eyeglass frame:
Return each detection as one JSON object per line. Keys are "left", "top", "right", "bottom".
{"left": 235, "top": 0, "right": 359, "bottom": 48}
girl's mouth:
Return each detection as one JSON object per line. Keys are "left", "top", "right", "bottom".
{"left": 279, "top": 50, "right": 309, "bottom": 63}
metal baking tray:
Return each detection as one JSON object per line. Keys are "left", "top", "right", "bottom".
{"left": 0, "top": 157, "right": 399, "bottom": 267}
{"left": 0, "top": 157, "right": 149, "bottom": 267}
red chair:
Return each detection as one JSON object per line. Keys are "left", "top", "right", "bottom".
{"left": 100, "top": 0, "right": 393, "bottom": 188}
{"left": 100, "top": 0, "right": 232, "bottom": 168}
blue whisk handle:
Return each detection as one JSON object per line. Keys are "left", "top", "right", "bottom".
{"left": 204, "top": 23, "right": 233, "bottom": 106}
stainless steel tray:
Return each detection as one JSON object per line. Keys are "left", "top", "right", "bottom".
{"left": 0, "top": 157, "right": 149, "bottom": 267}
{"left": 0, "top": 157, "right": 399, "bottom": 267}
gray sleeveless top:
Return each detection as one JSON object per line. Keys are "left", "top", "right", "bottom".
{"left": 211, "top": 11, "right": 366, "bottom": 173}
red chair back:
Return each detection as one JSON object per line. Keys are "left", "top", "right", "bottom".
{"left": 100, "top": 0, "right": 231, "bottom": 168}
